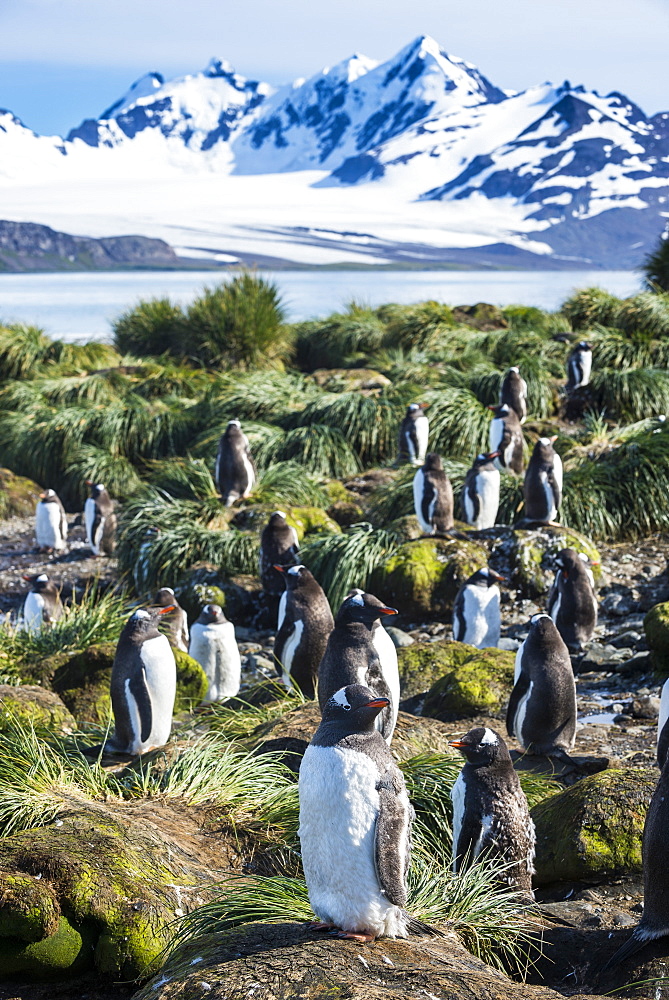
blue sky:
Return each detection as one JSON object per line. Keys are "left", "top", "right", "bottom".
{"left": 0, "top": 0, "right": 667, "bottom": 136}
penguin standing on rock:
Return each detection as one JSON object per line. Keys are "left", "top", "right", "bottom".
{"left": 22, "top": 574, "right": 63, "bottom": 634}
{"left": 522, "top": 437, "right": 562, "bottom": 524}
{"left": 273, "top": 565, "right": 334, "bottom": 698}
{"left": 449, "top": 727, "right": 535, "bottom": 896}
{"left": 35, "top": 489, "right": 68, "bottom": 553}
{"left": 566, "top": 341, "right": 592, "bottom": 392}
{"left": 106, "top": 608, "right": 177, "bottom": 755}
{"left": 603, "top": 752, "right": 669, "bottom": 969}
{"left": 188, "top": 604, "right": 241, "bottom": 702}
{"left": 506, "top": 613, "right": 577, "bottom": 756}
{"left": 215, "top": 419, "right": 256, "bottom": 506}
{"left": 84, "top": 482, "right": 117, "bottom": 556}
{"left": 398, "top": 403, "right": 429, "bottom": 466}
{"left": 500, "top": 367, "right": 528, "bottom": 424}
{"left": 488, "top": 404, "right": 524, "bottom": 475}
{"left": 318, "top": 592, "right": 400, "bottom": 744}
{"left": 462, "top": 452, "right": 500, "bottom": 529}
{"left": 299, "top": 683, "right": 439, "bottom": 941}
{"left": 260, "top": 511, "right": 300, "bottom": 606}
{"left": 547, "top": 548, "right": 597, "bottom": 652}
{"left": 154, "top": 587, "right": 189, "bottom": 652}
{"left": 413, "top": 452, "right": 453, "bottom": 535}
{"left": 452, "top": 568, "right": 504, "bottom": 649}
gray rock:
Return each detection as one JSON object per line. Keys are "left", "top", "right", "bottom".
{"left": 498, "top": 637, "right": 521, "bottom": 651}
{"left": 579, "top": 643, "right": 629, "bottom": 670}
{"left": 601, "top": 592, "right": 636, "bottom": 616}
{"left": 610, "top": 630, "right": 642, "bottom": 648}
{"left": 385, "top": 626, "right": 415, "bottom": 648}
{"left": 612, "top": 911, "right": 637, "bottom": 927}
{"left": 632, "top": 695, "right": 661, "bottom": 718}
{"left": 614, "top": 651, "right": 653, "bottom": 673}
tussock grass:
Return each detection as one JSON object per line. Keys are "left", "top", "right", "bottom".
{"left": 251, "top": 463, "right": 328, "bottom": 507}
{"left": 292, "top": 391, "right": 402, "bottom": 467}
{"left": 257, "top": 424, "right": 361, "bottom": 479}
{"left": 423, "top": 387, "right": 492, "bottom": 461}
{"left": 145, "top": 457, "right": 218, "bottom": 502}
{"left": 561, "top": 287, "right": 621, "bottom": 330}
{"left": 301, "top": 522, "right": 400, "bottom": 609}
{"left": 206, "top": 684, "right": 307, "bottom": 744}
{"left": 589, "top": 367, "right": 669, "bottom": 422}
{"left": 293, "top": 311, "right": 387, "bottom": 370}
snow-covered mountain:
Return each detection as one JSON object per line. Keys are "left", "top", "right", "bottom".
{"left": 0, "top": 35, "right": 666, "bottom": 268}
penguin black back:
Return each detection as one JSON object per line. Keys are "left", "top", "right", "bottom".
{"left": 523, "top": 437, "right": 563, "bottom": 524}
{"left": 499, "top": 367, "right": 527, "bottom": 424}
{"left": 398, "top": 403, "right": 429, "bottom": 465}
{"left": 488, "top": 404, "right": 524, "bottom": 475}
{"left": 547, "top": 548, "right": 597, "bottom": 652}
{"left": 215, "top": 419, "right": 256, "bottom": 506}
{"left": 260, "top": 511, "right": 300, "bottom": 597}
{"left": 413, "top": 452, "right": 453, "bottom": 534}
{"left": 461, "top": 451, "right": 500, "bottom": 529}
{"left": 566, "top": 341, "right": 592, "bottom": 392}
{"left": 84, "top": 481, "right": 117, "bottom": 556}
{"left": 273, "top": 564, "right": 333, "bottom": 699}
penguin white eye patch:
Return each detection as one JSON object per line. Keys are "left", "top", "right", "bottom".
{"left": 480, "top": 728, "right": 498, "bottom": 745}
{"left": 349, "top": 593, "right": 364, "bottom": 606}
{"left": 332, "top": 689, "right": 351, "bottom": 709}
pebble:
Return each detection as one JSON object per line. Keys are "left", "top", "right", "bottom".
{"left": 632, "top": 695, "right": 661, "bottom": 719}
{"left": 612, "top": 911, "right": 637, "bottom": 927}
{"left": 609, "top": 630, "right": 642, "bottom": 649}
{"left": 498, "top": 637, "right": 521, "bottom": 651}
{"left": 614, "top": 651, "right": 652, "bottom": 673}
{"left": 384, "top": 626, "right": 414, "bottom": 647}
{"left": 601, "top": 593, "right": 636, "bottom": 616}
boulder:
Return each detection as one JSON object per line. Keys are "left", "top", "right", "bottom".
{"left": 327, "top": 499, "right": 365, "bottom": 527}
{"left": 370, "top": 537, "right": 488, "bottom": 620}
{"left": 452, "top": 302, "right": 508, "bottom": 331}
{"left": 0, "top": 799, "right": 241, "bottom": 979}
{"left": 0, "top": 467, "right": 42, "bottom": 520}
{"left": 643, "top": 600, "right": 669, "bottom": 674}
{"left": 310, "top": 368, "right": 392, "bottom": 392}
{"left": 175, "top": 565, "right": 260, "bottom": 625}
{"left": 48, "top": 643, "right": 207, "bottom": 723}
{"left": 135, "top": 922, "right": 568, "bottom": 1000}
{"left": 0, "top": 685, "right": 75, "bottom": 733}
{"left": 511, "top": 526, "right": 602, "bottom": 598}
{"left": 420, "top": 642, "right": 516, "bottom": 721}
{"left": 231, "top": 505, "right": 340, "bottom": 540}
{"left": 531, "top": 767, "right": 657, "bottom": 883}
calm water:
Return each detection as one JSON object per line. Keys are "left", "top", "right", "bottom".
{"left": 0, "top": 269, "right": 641, "bottom": 342}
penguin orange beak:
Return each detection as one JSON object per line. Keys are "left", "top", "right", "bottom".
{"left": 550, "top": 435, "right": 558, "bottom": 444}
{"left": 85, "top": 479, "right": 93, "bottom": 485}
{"left": 448, "top": 739, "right": 468, "bottom": 749}
{"left": 39, "top": 492, "right": 47, "bottom": 499}
{"left": 487, "top": 405, "right": 498, "bottom": 412}
{"left": 273, "top": 564, "right": 286, "bottom": 572}
{"left": 22, "top": 575, "right": 32, "bottom": 581}
{"left": 365, "top": 698, "right": 390, "bottom": 710}
{"left": 158, "top": 605, "right": 176, "bottom": 614}
{"left": 379, "top": 607, "right": 398, "bottom": 616}
{"left": 489, "top": 570, "right": 506, "bottom": 582}
{"left": 487, "top": 450, "right": 500, "bottom": 459}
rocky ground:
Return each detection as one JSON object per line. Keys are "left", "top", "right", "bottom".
{"left": 1, "top": 514, "right": 669, "bottom": 998}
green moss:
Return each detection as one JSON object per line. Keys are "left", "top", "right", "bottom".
{"left": 50, "top": 644, "right": 116, "bottom": 724}
{"left": 284, "top": 506, "right": 341, "bottom": 540}
{"left": 512, "top": 525, "right": 602, "bottom": 598}
{"left": 0, "top": 467, "right": 42, "bottom": 520}
{"left": 0, "top": 873, "right": 60, "bottom": 942}
{"left": 327, "top": 499, "right": 365, "bottom": 528}
{"left": 644, "top": 601, "right": 669, "bottom": 674}
{"left": 174, "top": 649, "right": 208, "bottom": 710}
{"left": 370, "top": 537, "right": 488, "bottom": 619}
{"left": 0, "top": 686, "right": 75, "bottom": 734}
{"left": 419, "top": 641, "right": 516, "bottom": 719}
{"left": 0, "top": 916, "right": 94, "bottom": 976}
{"left": 531, "top": 768, "right": 656, "bottom": 883}
{"left": 322, "top": 480, "right": 355, "bottom": 503}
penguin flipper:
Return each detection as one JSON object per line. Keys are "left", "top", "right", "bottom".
{"left": 374, "top": 772, "right": 411, "bottom": 908}
{"left": 452, "top": 590, "right": 466, "bottom": 642}
{"left": 129, "top": 669, "right": 153, "bottom": 743}
{"left": 546, "top": 466, "right": 562, "bottom": 511}
{"left": 420, "top": 476, "right": 436, "bottom": 530}
{"left": 506, "top": 672, "right": 530, "bottom": 739}
{"left": 658, "top": 718, "right": 669, "bottom": 768}
{"left": 466, "top": 473, "right": 480, "bottom": 523}
{"left": 273, "top": 618, "right": 295, "bottom": 678}
{"left": 601, "top": 928, "right": 648, "bottom": 972}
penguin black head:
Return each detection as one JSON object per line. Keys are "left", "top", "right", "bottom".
{"left": 124, "top": 607, "right": 166, "bottom": 638}
{"left": 555, "top": 547, "right": 596, "bottom": 577}
{"left": 508, "top": 366, "right": 520, "bottom": 374}
{"left": 533, "top": 436, "right": 558, "bottom": 461}
{"left": 468, "top": 567, "right": 506, "bottom": 588}
{"left": 406, "top": 402, "right": 427, "bottom": 417}
{"left": 274, "top": 563, "right": 312, "bottom": 590}
{"left": 423, "top": 452, "right": 443, "bottom": 472}
{"left": 40, "top": 489, "right": 57, "bottom": 502}
{"left": 154, "top": 587, "right": 180, "bottom": 608}
{"left": 336, "top": 591, "right": 397, "bottom": 627}
{"left": 86, "top": 481, "right": 107, "bottom": 499}
{"left": 449, "top": 726, "right": 510, "bottom": 766}
{"left": 268, "top": 510, "right": 288, "bottom": 529}
{"left": 198, "top": 603, "right": 227, "bottom": 624}
{"left": 488, "top": 403, "right": 510, "bottom": 417}
{"left": 527, "top": 612, "right": 558, "bottom": 640}
{"left": 473, "top": 450, "right": 499, "bottom": 468}
{"left": 322, "top": 683, "right": 390, "bottom": 732}
{"left": 226, "top": 419, "right": 242, "bottom": 431}
{"left": 23, "top": 573, "right": 51, "bottom": 592}
{"left": 577, "top": 341, "right": 591, "bottom": 351}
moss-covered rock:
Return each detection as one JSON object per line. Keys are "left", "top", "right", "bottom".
{"left": 370, "top": 537, "right": 488, "bottom": 619}
{"left": 387, "top": 515, "right": 424, "bottom": 542}
{"left": 0, "top": 685, "right": 75, "bottom": 733}
{"left": 420, "top": 642, "right": 516, "bottom": 720}
{"left": 231, "top": 504, "right": 340, "bottom": 540}
{"left": 327, "top": 499, "right": 365, "bottom": 527}
{"left": 531, "top": 767, "right": 656, "bottom": 883}
{"left": 644, "top": 601, "right": 669, "bottom": 674}
{"left": 452, "top": 303, "right": 508, "bottom": 331}
{"left": 512, "top": 526, "right": 602, "bottom": 598}
{"left": 0, "top": 467, "right": 42, "bottom": 520}
{"left": 310, "top": 368, "right": 392, "bottom": 392}
{"left": 175, "top": 565, "right": 260, "bottom": 624}
{"left": 173, "top": 649, "right": 208, "bottom": 710}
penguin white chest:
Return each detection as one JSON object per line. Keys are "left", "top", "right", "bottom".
{"left": 450, "top": 771, "right": 466, "bottom": 872}
{"left": 298, "top": 745, "right": 408, "bottom": 938}
{"left": 414, "top": 416, "right": 429, "bottom": 463}
{"left": 35, "top": 503, "right": 65, "bottom": 549}
{"left": 413, "top": 470, "right": 432, "bottom": 534}
{"left": 280, "top": 618, "right": 304, "bottom": 687}
{"left": 579, "top": 351, "right": 592, "bottom": 387}
{"left": 241, "top": 452, "right": 255, "bottom": 496}
{"left": 277, "top": 591, "right": 288, "bottom": 631}
{"left": 658, "top": 678, "right": 669, "bottom": 752}
{"left": 23, "top": 591, "right": 45, "bottom": 634}
{"left": 474, "top": 469, "right": 500, "bottom": 529}
{"left": 371, "top": 625, "right": 400, "bottom": 742}
{"left": 139, "top": 634, "right": 177, "bottom": 749}
{"left": 461, "top": 586, "right": 500, "bottom": 648}
{"left": 189, "top": 621, "right": 240, "bottom": 701}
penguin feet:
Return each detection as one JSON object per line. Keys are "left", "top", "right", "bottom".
{"left": 307, "top": 921, "right": 337, "bottom": 932}
{"left": 333, "top": 930, "right": 376, "bottom": 943}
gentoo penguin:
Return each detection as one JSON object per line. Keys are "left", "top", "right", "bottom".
{"left": 215, "top": 419, "right": 255, "bottom": 506}
{"left": 413, "top": 452, "right": 453, "bottom": 535}
{"left": 506, "top": 613, "right": 577, "bottom": 756}
{"left": 488, "top": 404, "right": 524, "bottom": 475}
{"left": 188, "top": 603, "right": 241, "bottom": 702}
{"left": 500, "top": 367, "right": 528, "bottom": 424}
{"left": 462, "top": 452, "right": 500, "bottom": 529}
{"left": 656, "top": 678, "right": 669, "bottom": 768}
{"left": 154, "top": 587, "right": 189, "bottom": 652}
{"left": 547, "top": 548, "right": 597, "bottom": 652}
{"left": 34, "top": 489, "right": 68, "bottom": 553}
{"left": 299, "top": 683, "right": 434, "bottom": 941}
{"left": 449, "top": 726, "right": 535, "bottom": 896}
{"left": 318, "top": 592, "right": 400, "bottom": 744}
{"left": 273, "top": 564, "right": 334, "bottom": 699}
{"left": 259, "top": 511, "right": 300, "bottom": 600}
{"left": 566, "top": 340, "right": 592, "bottom": 392}
{"left": 603, "top": 752, "right": 669, "bottom": 969}
{"left": 522, "top": 437, "right": 563, "bottom": 524}
{"left": 452, "top": 568, "right": 504, "bottom": 649}
{"left": 84, "top": 482, "right": 117, "bottom": 556}
{"left": 398, "top": 403, "right": 429, "bottom": 466}
{"left": 106, "top": 607, "right": 177, "bottom": 755}
{"left": 22, "top": 574, "right": 63, "bottom": 634}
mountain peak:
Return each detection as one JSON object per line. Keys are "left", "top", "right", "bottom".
{"left": 100, "top": 72, "right": 164, "bottom": 119}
